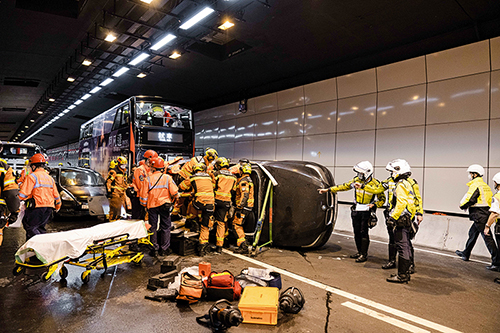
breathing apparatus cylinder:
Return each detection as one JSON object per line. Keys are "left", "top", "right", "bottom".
{"left": 279, "top": 287, "right": 305, "bottom": 314}
{"left": 196, "top": 299, "right": 243, "bottom": 332}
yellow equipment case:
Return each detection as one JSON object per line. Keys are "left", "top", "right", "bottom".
{"left": 238, "top": 286, "right": 279, "bottom": 325}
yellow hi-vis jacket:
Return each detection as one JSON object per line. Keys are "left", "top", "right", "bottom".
{"left": 329, "top": 176, "right": 385, "bottom": 208}
{"left": 213, "top": 169, "right": 237, "bottom": 202}
{"left": 366, "top": 176, "right": 424, "bottom": 215}
{"left": 389, "top": 179, "right": 416, "bottom": 220}
{"left": 190, "top": 172, "right": 215, "bottom": 205}
{"left": 460, "top": 176, "right": 492, "bottom": 222}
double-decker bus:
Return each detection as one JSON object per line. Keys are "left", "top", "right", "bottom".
{"left": 79, "top": 96, "right": 194, "bottom": 176}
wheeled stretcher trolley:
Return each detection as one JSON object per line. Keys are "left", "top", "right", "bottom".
{"left": 13, "top": 220, "right": 152, "bottom": 284}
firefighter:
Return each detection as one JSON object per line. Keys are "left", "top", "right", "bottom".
{"left": 140, "top": 157, "right": 179, "bottom": 257}
{"left": 16, "top": 159, "right": 30, "bottom": 186}
{"left": 0, "top": 142, "right": 20, "bottom": 246}
{"left": 106, "top": 156, "right": 128, "bottom": 221}
{"left": 318, "top": 161, "right": 385, "bottom": 262}
{"left": 485, "top": 172, "right": 500, "bottom": 272}
{"left": 229, "top": 158, "right": 250, "bottom": 177}
{"left": 456, "top": 164, "right": 499, "bottom": 270}
{"left": 19, "top": 153, "right": 61, "bottom": 240}
{"left": 232, "top": 163, "right": 254, "bottom": 254}
{"left": 385, "top": 160, "right": 417, "bottom": 283}
{"left": 190, "top": 163, "right": 215, "bottom": 256}
{"left": 172, "top": 148, "right": 218, "bottom": 218}
{"left": 212, "top": 157, "right": 237, "bottom": 253}
{"left": 132, "top": 150, "right": 157, "bottom": 219}
{"left": 108, "top": 159, "right": 118, "bottom": 172}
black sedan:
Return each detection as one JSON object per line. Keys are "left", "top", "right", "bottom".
{"left": 48, "top": 167, "right": 109, "bottom": 217}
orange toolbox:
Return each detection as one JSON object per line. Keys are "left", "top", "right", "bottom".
{"left": 238, "top": 286, "right": 279, "bottom": 325}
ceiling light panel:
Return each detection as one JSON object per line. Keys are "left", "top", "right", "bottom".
{"left": 129, "top": 53, "right": 150, "bottom": 66}
{"left": 113, "top": 67, "right": 130, "bottom": 77}
{"left": 100, "top": 78, "right": 114, "bottom": 86}
{"left": 180, "top": 7, "right": 215, "bottom": 30}
{"left": 90, "top": 86, "right": 102, "bottom": 94}
{"left": 82, "top": 94, "right": 91, "bottom": 100}
{"left": 151, "top": 34, "right": 176, "bottom": 51}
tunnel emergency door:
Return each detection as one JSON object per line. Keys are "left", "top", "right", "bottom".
{"left": 88, "top": 196, "right": 109, "bottom": 216}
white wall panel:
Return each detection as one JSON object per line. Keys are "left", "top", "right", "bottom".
{"left": 203, "top": 123, "right": 219, "bottom": 144}
{"left": 234, "top": 141, "right": 253, "bottom": 161}
{"left": 335, "top": 130, "right": 375, "bottom": 167}
{"left": 217, "top": 143, "right": 235, "bottom": 160}
{"left": 487, "top": 167, "right": 500, "bottom": 190}
{"left": 337, "top": 69, "right": 376, "bottom": 99}
{"left": 235, "top": 115, "right": 255, "bottom": 141}
{"left": 278, "top": 86, "right": 304, "bottom": 110}
{"left": 376, "top": 84, "right": 426, "bottom": 129}
{"left": 218, "top": 102, "right": 238, "bottom": 120}
{"left": 489, "top": 119, "right": 500, "bottom": 167}
{"left": 254, "top": 92, "right": 278, "bottom": 114}
{"left": 375, "top": 126, "right": 425, "bottom": 168}
{"left": 254, "top": 110, "right": 277, "bottom": 139}
{"left": 217, "top": 119, "right": 235, "bottom": 143}
{"left": 303, "top": 134, "right": 335, "bottom": 167}
{"left": 195, "top": 124, "right": 204, "bottom": 146}
{"left": 304, "top": 77, "right": 337, "bottom": 105}
{"left": 253, "top": 139, "right": 276, "bottom": 161}
{"left": 333, "top": 167, "right": 357, "bottom": 202}
{"left": 277, "top": 106, "right": 304, "bottom": 137}
{"left": 196, "top": 108, "right": 219, "bottom": 124}
{"left": 276, "top": 137, "right": 303, "bottom": 161}
{"left": 304, "top": 101, "right": 337, "bottom": 135}
{"left": 427, "top": 73, "right": 490, "bottom": 124}
{"left": 337, "top": 94, "right": 376, "bottom": 132}
{"left": 424, "top": 168, "right": 467, "bottom": 214}
{"left": 491, "top": 70, "right": 500, "bottom": 119}
{"left": 377, "top": 56, "right": 426, "bottom": 91}
{"left": 425, "top": 121, "right": 488, "bottom": 167}
{"left": 426, "top": 40, "right": 490, "bottom": 82}
{"left": 490, "top": 36, "right": 500, "bottom": 71}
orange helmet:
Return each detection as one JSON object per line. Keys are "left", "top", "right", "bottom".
{"left": 150, "top": 157, "right": 165, "bottom": 169}
{"left": 30, "top": 153, "right": 46, "bottom": 165}
{"left": 144, "top": 150, "right": 158, "bottom": 160}
{"left": 139, "top": 160, "right": 146, "bottom": 167}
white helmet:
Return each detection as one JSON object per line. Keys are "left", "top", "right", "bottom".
{"left": 386, "top": 159, "right": 411, "bottom": 179}
{"left": 493, "top": 172, "right": 500, "bottom": 187}
{"left": 467, "top": 164, "right": 484, "bottom": 177}
{"left": 353, "top": 161, "right": 373, "bottom": 180}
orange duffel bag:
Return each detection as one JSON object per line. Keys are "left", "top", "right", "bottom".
{"left": 176, "top": 272, "right": 205, "bottom": 304}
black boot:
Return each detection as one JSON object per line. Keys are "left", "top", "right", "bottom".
{"left": 350, "top": 253, "right": 361, "bottom": 259}
{"left": 386, "top": 257, "right": 411, "bottom": 284}
{"left": 197, "top": 243, "right": 209, "bottom": 256}
{"left": 382, "top": 244, "right": 397, "bottom": 269}
{"left": 356, "top": 238, "right": 369, "bottom": 262}
{"left": 234, "top": 241, "right": 249, "bottom": 254}
{"left": 382, "top": 260, "right": 396, "bottom": 269}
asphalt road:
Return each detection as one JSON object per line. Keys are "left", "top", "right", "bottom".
{"left": 1, "top": 217, "right": 499, "bottom": 333}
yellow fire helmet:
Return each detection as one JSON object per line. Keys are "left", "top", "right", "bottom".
{"left": 241, "top": 163, "right": 252, "bottom": 174}
{"left": 109, "top": 160, "right": 118, "bottom": 169}
{"left": 117, "top": 156, "right": 128, "bottom": 165}
{"left": 193, "top": 163, "right": 207, "bottom": 173}
{"left": 205, "top": 147, "right": 218, "bottom": 162}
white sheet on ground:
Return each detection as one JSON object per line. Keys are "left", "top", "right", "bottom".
{"left": 15, "top": 220, "right": 148, "bottom": 265}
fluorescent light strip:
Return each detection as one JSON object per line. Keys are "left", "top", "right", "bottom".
{"left": 113, "top": 67, "right": 130, "bottom": 77}
{"left": 179, "top": 7, "right": 214, "bottom": 30}
{"left": 63, "top": 109, "right": 70, "bottom": 114}
{"left": 151, "top": 34, "right": 176, "bottom": 51}
{"left": 90, "top": 86, "right": 102, "bottom": 94}
{"left": 82, "top": 94, "right": 91, "bottom": 100}
{"left": 100, "top": 78, "right": 114, "bottom": 86}
{"left": 129, "top": 52, "right": 150, "bottom": 66}
{"left": 75, "top": 100, "right": 83, "bottom": 105}
{"left": 69, "top": 105, "right": 76, "bottom": 109}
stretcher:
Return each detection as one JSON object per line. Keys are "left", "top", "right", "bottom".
{"left": 13, "top": 220, "right": 152, "bottom": 284}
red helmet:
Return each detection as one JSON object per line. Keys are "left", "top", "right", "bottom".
{"left": 150, "top": 157, "right": 165, "bottom": 169}
{"left": 30, "top": 153, "right": 46, "bottom": 164}
{"left": 139, "top": 160, "right": 146, "bottom": 167}
{"left": 144, "top": 150, "right": 158, "bottom": 160}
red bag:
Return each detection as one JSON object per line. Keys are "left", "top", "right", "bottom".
{"left": 203, "top": 270, "right": 242, "bottom": 301}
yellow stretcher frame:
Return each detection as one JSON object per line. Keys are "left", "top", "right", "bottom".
{"left": 13, "top": 233, "right": 153, "bottom": 284}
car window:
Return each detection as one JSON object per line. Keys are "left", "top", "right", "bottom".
{"left": 60, "top": 170, "right": 102, "bottom": 186}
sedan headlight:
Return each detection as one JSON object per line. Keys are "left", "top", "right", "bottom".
{"left": 60, "top": 190, "right": 75, "bottom": 201}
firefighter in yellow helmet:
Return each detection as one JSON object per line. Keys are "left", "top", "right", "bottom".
{"left": 232, "top": 163, "right": 254, "bottom": 254}
{"left": 0, "top": 142, "right": 20, "bottom": 245}
{"left": 212, "top": 157, "right": 237, "bottom": 253}
{"left": 106, "top": 156, "right": 128, "bottom": 221}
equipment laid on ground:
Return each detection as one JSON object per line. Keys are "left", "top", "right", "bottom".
{"left": 149, "top": 270, "right": 178, "bottom": 288}
{"left": 279, "top": 287, "right": 305, "bottom": 314}
{"left": 13, "top": 220, "right": 151, "bottom": 284}
{"left": 170, "top": 229, "right": 199, "bottom": 256}
{"left": 161, "top": 255, "right": 182, "bottom": 273}
{"left": 203, "top": 270, "right": 242, "bottom": 301}
{"left": 199, "top": 261, "right": 211, "bottom": 277}
{"left": 196, "top": 299, "right": 243, "bottom": 332}
{"left": 176, "top": 272, "right": 205, "bottom": 304}
{"left": 238, "top": 286, "right": 279, "bottom": 325}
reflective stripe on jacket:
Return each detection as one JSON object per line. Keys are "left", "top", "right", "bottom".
{"left": 234, "top": 175, "right": 254, "bottom": 208}
{"left": 178, "top": 156, "right": 204, "bottom": 180}
{"left": 0, "top": 159, "right": 18, "bottom": 192}
{"left": 390, "top": 179, "right": 416, "bottom": 220}
{"left": 133, "top": 163, "right": 150, "bottom": 192}
{"left": 140, "top": 171, "right": 178, "bottom": 208}
{"left": 214, "top": 169, "right": 237, "bottom": 202}
{"left": 19, "top": 169, "right": 61, "bottom": 209}
{"left": 190, "top": 172, "right": 215, "bottom": 205}
{"left": 460, "top": 177, "right": 492, "bottom": 208}
{"left": 329, "top": 176, "right": 385, "bottom": 208}
{"left": 107, "top": 169, "right": 128, "bottom": 198}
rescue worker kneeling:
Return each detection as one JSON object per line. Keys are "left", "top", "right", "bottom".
{"left": 106, "top": 156, "right": 128, "bottom": 221}
{"left": 232, "top": 163, "right": 254, "bottom": 254}
{"left": 140, "top": 157, "right": 178, "bottom": 257}
{"left": 190, "top": 163, "right": 215, "bottom": 256}
{"left": 385, "top": 160, "right": 416, "bottom": 284}
{"left": 19, "top": 154, "right": 61, "bottom": 240}
{"left": 213, "top": 157, "right": 237, "bottom": 253}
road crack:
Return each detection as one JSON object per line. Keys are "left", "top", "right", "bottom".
{"left": 325, "top": 291, "right": 332, "bottom": 333}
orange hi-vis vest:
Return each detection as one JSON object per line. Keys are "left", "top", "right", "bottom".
{"left": 0, "top": 159, "right": 18, "bottom": 208}
{"left": 190, "top": 172, "right": 215, "bottom": 205}
{"left": 133, "top": 163, "right": 150, "bottom": 192}
{"left": 16, "top": 166, "right": 30, "bottom": 185}
{"left": 214, "top": 169, "right": 237, "bottom": 202}
{"left": 234, "top": 175, "right": 254, "bottom": 208}
{"left": 179, "top": 156, "right": 204, "bottom": 180}
{"left": 107, "top": 169, "right": 128, "bottom": 197}
{"left": 19, "top": 169, "right": 61, "bottom": 209}
{"left": 140, "top": 171, "right": 178, "bottom": 209}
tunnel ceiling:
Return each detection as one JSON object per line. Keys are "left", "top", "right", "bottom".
{"left": 1, "top": 0, "right": 500, "bottom": 148}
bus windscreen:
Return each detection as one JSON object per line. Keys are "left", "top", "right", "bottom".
{"left": 135, "top": 102, "right": 191, "bottom": 129}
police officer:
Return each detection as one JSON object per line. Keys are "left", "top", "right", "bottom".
{"left": 385, "top": 159, "right": 416, "bottom": 283}
{"left": 133, "top": 150, "right": 158, "bottom": 219}
{"left": 232, "top": 163, "right": 254, "bottom": 254}
{"left": 456, "top": 164, "right": 499, "bottom": 270}
{"left": 106, "top": 156, "right": 128, "bottom": 221}
{"left": 190, "top": 163, "right": 215, "bottom": 256}
{"left": 485, "top": 172, "right": 500, "bottom": 272}
{"left": 19, "top": 154, "right": 61, "bottom": 240}
{"left": 318, "top": 161, "right": 385, "bottom": 262}
{"left": 140, "top": 157, "right": 179, "bottom": 257}
{"left": 0, "top": 142, "right": 20, "bottom": 246}
{"left": 212, "top": 157, "right": 237, "bottom": 253}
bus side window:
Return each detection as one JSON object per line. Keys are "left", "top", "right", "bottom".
{"left": 121, "top": 105, "right": 130, "bottom": 127}
{"left": 112, "top": 108, "right": 123, "bottom": 131}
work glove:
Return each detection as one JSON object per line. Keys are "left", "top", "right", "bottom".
{"left": 386, "top": 217, "right": 396, "bottom": 229}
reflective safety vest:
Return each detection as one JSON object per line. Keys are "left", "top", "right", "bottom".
{"left": 214, "top": 169, "right": 237, "bottom": 202}
{"left": 190, "top": 172, "right": 215, "bottom": 205}
{"left": 107, "top": 169, "right": 128, "bottom": 198}
{"left": 460, "top": 177, "right": 492, "bottom": 209}
{"left": 140, "top": 171, "right": 178, "bottom": 208}
{"left": 178, "top": 156, "right": 205, "bottom": 180}
{"left": 19, "top": 169, "right": 61, "bottom": 209}
{"left": 133, "top": 163, "right": 150, "bottom": 192}
{"left": 389, "top": 179, "right": 416, "bottom": 220}
{"left": 16, "top": 166, "right": 31, "bottom": 185}
{"left": 490, "top": 192, "right": 500, "bottom": 222}
{"left": 329, "top": 176, "right": 385, "bottom": 208}
{"left": 234, "top": 175, "right": 254, "bottom": 208}
{"left": 0, "top": 159, "right": 19, "bottom": 208}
